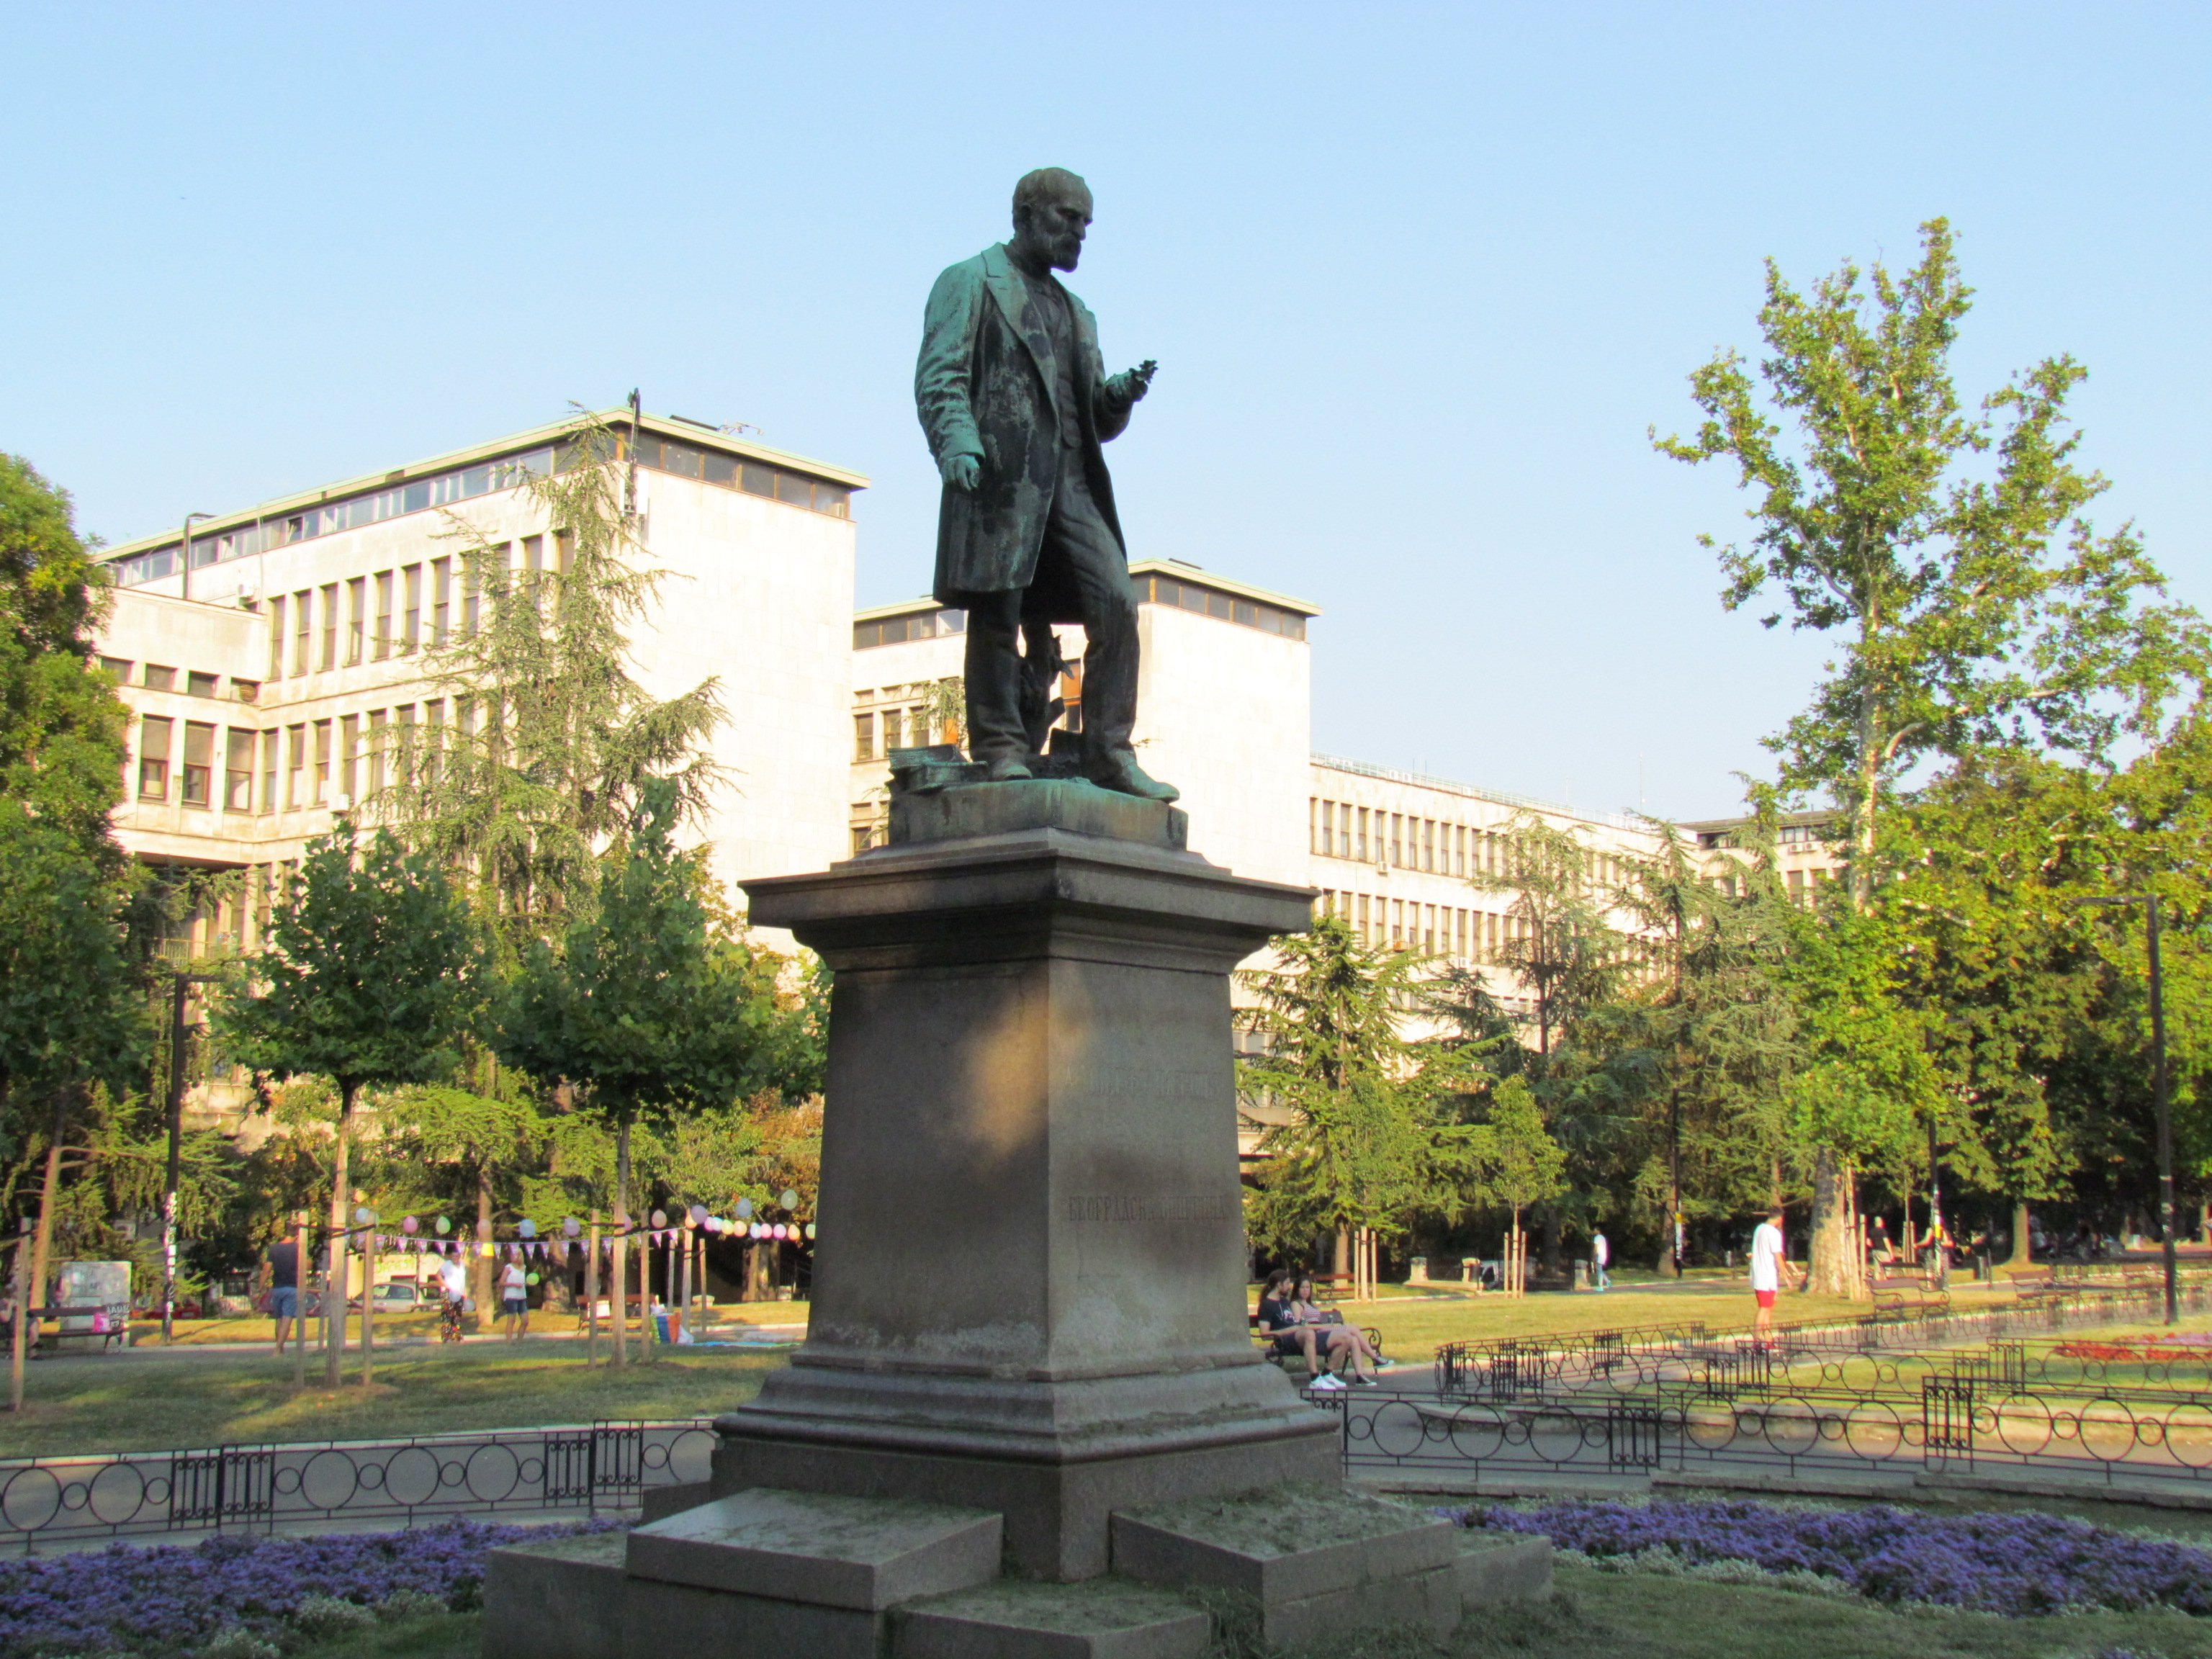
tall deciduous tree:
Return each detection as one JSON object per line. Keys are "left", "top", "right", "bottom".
{"left": 217, "top": 822, "right": 481, "bottom": 1383}
{"left": 1655, "top": 217, "right": 2208, "bottom": 902}
{"left": 491, "top": 781, "right": 794, "bottom": 1357}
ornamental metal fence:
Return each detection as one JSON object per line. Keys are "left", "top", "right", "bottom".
{"left": 0, "top": 1419, "right": 716, "bottom": 1550}
{"left": 1341, "top": 1280, "right": 2212, "bottom": 1497}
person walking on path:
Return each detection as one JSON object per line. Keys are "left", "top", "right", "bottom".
{"left": 1591, "top": 1230, "right": 1610, "bottom": 1292}
{"left": 266, "top": 1235, "right": 300, "bottom": 1354}
{"left": 436, "top": 1252, "right": 468, "bottom": 1344}
{"left": 1750, "top": 1207, "right": 1800, "bottom": 1335}
{"left": 499, "top": 1257, "right": 530, "bottom": 1341}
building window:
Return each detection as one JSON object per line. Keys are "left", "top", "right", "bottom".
{"left": 292, "top": 590, "right": 311, "bottom": 675}
{"left": 181, "top": 721, "right": 215, "bottom": 807}
{"left": 267, "top": 597, "right": 286, "bottom": 680}
{"left": 881, "top": 708, "right": 904, "bottom": 751}
{"left": 143, "top": 664, "right": 176, "bottom": 692}
{"left": 368, "top": 710, "right": 388, "bottom": 796}
{"left": 854, "top": 712, "right": 876, "bottom": 762}
{"left": 1422, "top": 820, "right": 1434, "bottom": 873}
{"left": 401, "top": 564, "right": 422, "bottom": 652}
{"left": 138, "top": 716, "right": 173, "bottom": 800}
{"left": 1787, "top": 868, "right": 1805, "bottom": 903}
{"left": 430, "top": 557, "right": 451, "bottom": 644}
{"left": 281, "top": 726, "right": 304, "bottom": 809}
{"left": 99, "top": 655, "right": 130, "bottom": 680}
{"left": 310, "top": 721, "right": 331, "bottom": 806}
{"left": 225, "top": 729, "right": 256, "bottom": 811}
{"left": 523, "top": 534, "right": 543, "bottom": 574}
{"left": 1356, "top": 808, "right": 1368, "bottom": 863}
{"left": 1390, "top": 815, "right": 1403, "bottom": 868}
{"left": 339, "top": 716, "right": 360, "bottom": 804}
{"left": 373, "top": 572, "right": 393, "bottom": 659}
{"left": 186, "top": 670, "right": 220, "bottom": 698}
{"left": 260, "top": 731, "right": 278, "bottom": 812}
{"left": 462, "top": 565, "right": 481, "bottom": 637}
{"left": 318, "top": 585, "right": 338, "bottom": 670}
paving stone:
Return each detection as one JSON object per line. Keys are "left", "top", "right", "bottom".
{"left": 895, "top": 1577, "right": 1210, "bottom": 1659}
{"left": 482, "top": 1530, "right": 626, "bottom": 1659}
{"left": 626, "top": 1485, "right": 1002, "bottom": 1609}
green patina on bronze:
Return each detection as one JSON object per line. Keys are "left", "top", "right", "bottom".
{"left": 914, "top": 168, "right": 1177, "bottom": 804}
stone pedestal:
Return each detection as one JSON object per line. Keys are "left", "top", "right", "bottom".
{"left": 718, "top": 781, "right": 1338, "bottom": 1579}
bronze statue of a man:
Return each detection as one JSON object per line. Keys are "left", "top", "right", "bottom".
{"left": 914, "top": 168, "right": 1177, "bottom": 801}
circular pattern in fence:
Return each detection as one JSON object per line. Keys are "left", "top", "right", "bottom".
{"left": 1682, "top": 1404, "right": 1736, "bottom": 1452}
{"left": 1363, "top": 1401, "right": 1429, "bottom": 1460}
{"left": 464, "top": 1444, "right": 523, "bottom": 1503}
{"left": 2077, "top": 1398, "right": 2137, "bottom": 1463}
{"left": 1755, "top": 1398, "right": 1822, "bottom": 1458}
{"left": 300, "top": 1449, "right": 361, "bottom": 1511}
{"left": 1523, "top": 1409, "right": 1596, "bottom": 1465}
{"left": 86, "top": 1462, "right": 149, "bottom": 1526}
{"left": 2163, "top": 1403, "right": 2212, "bottom": 1470}
{"left": 383, "top": 1447, "right": 441, "bottom": 1506}
{"left": 1843, "top": 1401, "right": 1906, "bottom": 1460}
{"left": 58, "top": 1481, "right": 89, "bottom": 1512}
{"left": 665, "top": 1429, "right": 716, "bottom": 1484}
{"left": 520, "top": 1458, "right": 546, "bottom": 1485}
{"left": 1, "top": 1469, "right": 63, "bottom": 1532}
{"left": 1992, "top": 1395, "right": 2053, "bottom": 1458}
{"left": 1443, "top": 1406, "right": 1506, "bottom": 1462}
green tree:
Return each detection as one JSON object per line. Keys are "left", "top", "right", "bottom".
{"left": 1238, "top": 916, "right": 1480, "bottom": 1270}
{"left": 491, "top": 781, "right": 794, "bottom": 1356}
{"left": 1655, "top": 218, "right": 2208, "bottom": 904}
{"left": 217, "top": 822, "right": 482, "bottom": 1383}
{"left": 381, "top": 413, "right": 724, "bottom": 961}
{"left": 1469, "top": 1075, "right": 1568, "bottom": 1276}
{"left": 0, "top": 455, "right": 132, "bottom": 874}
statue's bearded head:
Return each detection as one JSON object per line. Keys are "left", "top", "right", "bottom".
{"left": 1011, "top": 168, "right": 1093, "bottom": 273}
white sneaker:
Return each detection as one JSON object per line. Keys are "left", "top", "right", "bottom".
{"left": 1308, "top": 1372, "right": 1347, "bottom": 1391}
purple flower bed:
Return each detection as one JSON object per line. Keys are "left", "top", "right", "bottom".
{"left": 1468, "top": 1498, "right": 2212, "bottom": 1615}
{"left": 0, "top": 1517, "right": 626, "bottom": 1658}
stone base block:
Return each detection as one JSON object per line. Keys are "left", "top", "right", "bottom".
{"left": 482, "top": 1531, "right": 626, "bottom": 1659}
{"left": 1455, "top": 1533, "right": 1554, "bottom": 1604}
{"left": 894, "top": 1578, "right": 1211, "bottom": 1659}
{"left": 1110, "top": 1482, "right": 1461, "bottom": 1647}
{"left": 639, "top": 1479, "right": 714, "bottom": 1523}
{"left": 627, "top": 1488, "right": 1002, "bottom": 1608}
{"left": 620, "top": 1577, "right": 882, "bottom": 1659}
{"left": 714, "top": 1419, "right": 1341, "bottom": 1581}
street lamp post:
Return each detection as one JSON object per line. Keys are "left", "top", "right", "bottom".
{"left": 161, "top": 970, "right": 222, "bottom": 1343}
{"left": 2078, "top": 894, "right": 2176, "bottom": 1324}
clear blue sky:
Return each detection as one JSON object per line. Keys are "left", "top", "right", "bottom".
{"left": 6, "top": 4, "right": 2206, "bottom": 822}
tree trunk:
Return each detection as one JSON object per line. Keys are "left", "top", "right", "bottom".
{"left": 326, "top": 1086, "right": 356, "bottom": 1387}
{"left": 2010, "top": 1200, "right": 2033, "bottom": 1266}
{"left": 1806, "top": 1146, "right": 1862, "bottom": 1298}
{"left": 1540, "top": 1206, "right": 1564, "bottom": 1277}
{"left": 611, "top": 1120, "right": 629, "bottom": 1367}
{"left": 30, "top": 1089, "right": 69, "bottom": 1318}
{"left": 472, "top": 1169, "right": 495, "bottom": 1319}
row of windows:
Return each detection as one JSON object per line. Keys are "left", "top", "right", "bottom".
{"left": 134, "top": 700, "right": 455, "bottom": 813}
{"left": 109, "top": 428, "right": 854, "bottom": 592}
{"left": 261, "top": 536, "right": 560, "bottom": 680}
{"left": 1316, "top": 889, "right": 1665, "bottom": 973}
{"left": 99, "top": 659, "right": 257, "bottom": 703}
{"left": 1709, "top": 868, "right": 1837, "bottom": 903}
{"left": 854, "top": 609, "right": 967, "bottom": 651}
{"left": 112, "top": 451, "right": 557, "bottom": 588}
{"left": 852, "top": 577, "right": 1308, "bottom": 654}
{"left": 616, "top": 431, "right": 853, "bottom": 519}
{"left": 853, "top": 703, "right": 956, "bottom": 762}
{"left": 1312, "top": 799, "right": 1642, "bottom": 892}
{"left": 1141, "top": 575, "right": 1306, "bottom": 639}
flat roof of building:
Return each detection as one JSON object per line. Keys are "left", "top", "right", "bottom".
{"left": 102, "top": 409, "right": 870, "bottom": 560}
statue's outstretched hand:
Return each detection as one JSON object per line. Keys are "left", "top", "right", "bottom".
{"left": 942, "top": 453, "right": 981, "bottom": 491}
{"left": 1107, "top": 359, "right": 1159, "bottom": 406}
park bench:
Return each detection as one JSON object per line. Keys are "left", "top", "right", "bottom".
{"left": 1869, "top": 1274, "right": 1949, "bottom": 1321}
{"left": 9, "top": 1303, "right": 131, "bottom": 1354}
{"left": 1248, "top": 1309, "right": 1385, "bottom": 1375}
{"left": 2005, "top": 1264, "right": 2060, "bottom": 1302}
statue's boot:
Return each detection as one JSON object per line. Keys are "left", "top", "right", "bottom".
{"left": 982, "top": 752, "right": 1034, "bottom": 783}
{"left": 1088, "top": 748, "right": 1179, "bottom": 802}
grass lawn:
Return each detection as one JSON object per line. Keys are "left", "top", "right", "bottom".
{"left": 0, "top": 1346, "right": 778, "bottom": 1459}
{"left": 292, "top": 1573, "right": 2212, "bottom": 1659}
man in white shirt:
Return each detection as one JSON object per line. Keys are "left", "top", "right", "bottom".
{"left": 1749, "top": 1207, "right": 1799, "bottom": 1334}
{"left": 1591, "top": 1230, "right": 1610, "bottom": 1292}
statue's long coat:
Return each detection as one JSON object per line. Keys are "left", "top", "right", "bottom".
{"left": 914, "top": 243, "right": 1129, "bottom": 618}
